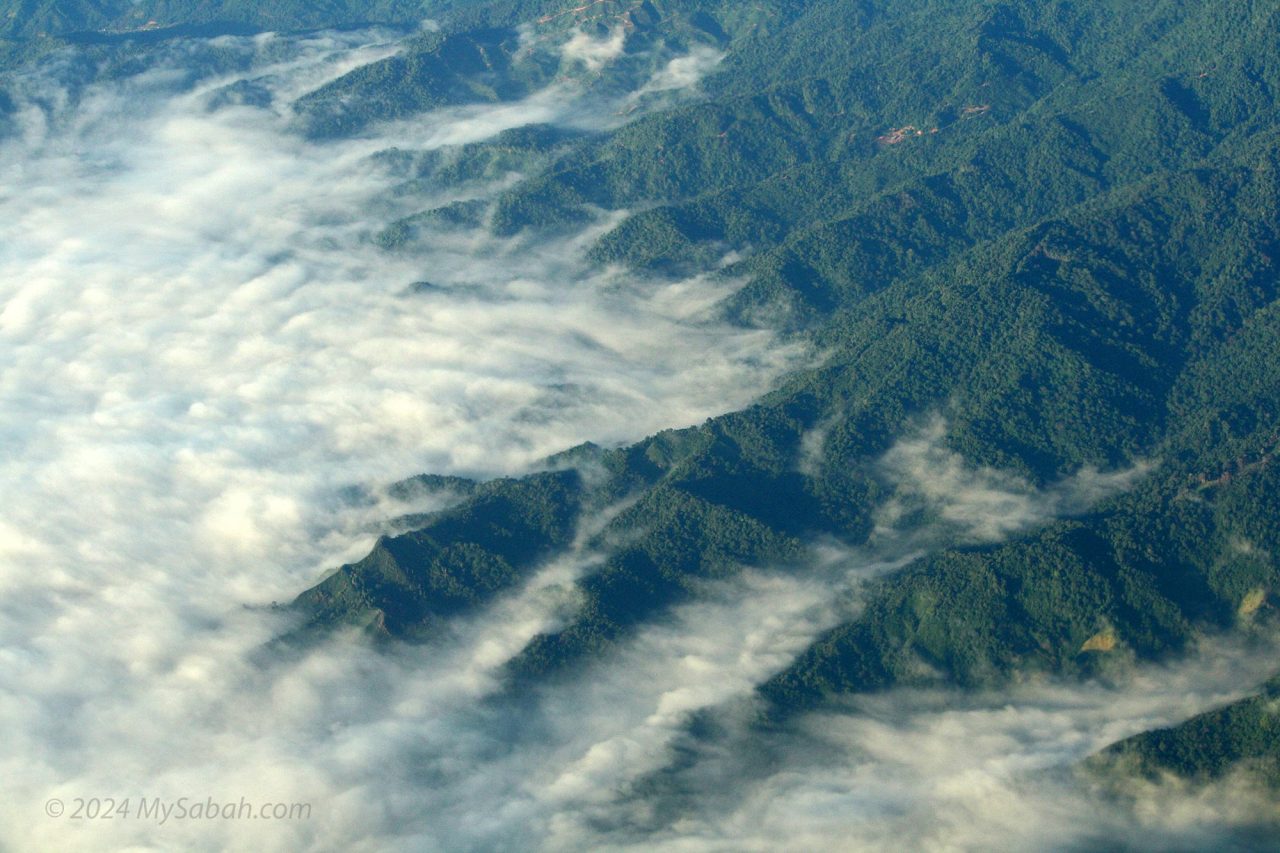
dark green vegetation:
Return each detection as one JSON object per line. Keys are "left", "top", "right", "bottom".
{"left": 1092, "top": 675, "right": 1280, "bottom": 787}
{"left": 0, "top": 0, "right": 491, "bottom": 67}
{"left": 286, "top": 0, "right": 1280, "bottom": 711}
{"left": 290, "top": 1, "right": 775, "bottom": 139}
{"left": 7, "top": 0, "right": 1278, "bottom": 803}
{"left": 0, "top": 1, "right": 447, "bottom": 39}
{"left": 297, "top": 470, "right": 583, "bottom": 637}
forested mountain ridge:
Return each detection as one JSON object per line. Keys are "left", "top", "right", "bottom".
{"left": 296, "top": 0, "right": 1280, "bottom": 695}
{"left": 266, "top": 1, "right": 1280, "bottom": 791}
{"left": 1092, "top": 674, "right": 1280, "bottom": 787}
{"left": 4, "top": 0, "right": 1277, "bottom": 828}
{"left": 0, "top": 0, "right": 443, "bottom": 39}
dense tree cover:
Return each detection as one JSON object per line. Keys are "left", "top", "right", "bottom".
{"left": 292, "top": 0, "right": 782, "bottom": 139}
{"left": 0, "top": 0, "right": 457, "bottom": 39}
{"left": 764, "top": 458, "right": 1280, "bottom": 706}
{"left": 294, "top": 470, "right": 582, "bottom": 637}
{"left": 1091, "top": 675, "right": 1280, "bottom": 787}
{"left": 277, "top": 1, "right": 1280, "bottom": 703}
{"left": 5, "top": 0, "right": 1277, "bottom": 787}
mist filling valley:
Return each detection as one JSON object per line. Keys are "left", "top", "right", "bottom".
{"left": 0, "top": 25, "right": 1273, "bottom": 853}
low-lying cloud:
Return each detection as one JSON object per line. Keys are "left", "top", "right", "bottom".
{"left": 560, "top": 26, "right": 628, "bottom": 72}
{"left": 0, "top": 26, "right": 794, "bottom": 852}
{"left": 631, "top": 44, "right": 724, "bottom": 97}
{"left": 594, "top": 633, "right": 1280, "bottom": 852}
{"left": 876, "top": 414, "right": 1150, "bottom": 543}
{"left": 0, "top": 24, "right": 1270, "bottom": 853}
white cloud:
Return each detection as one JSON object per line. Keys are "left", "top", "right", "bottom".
{"left": 633, "top": 45, "right": 724, "bottom": 95}
{"left": 0, "top": 26, "right": 1264, "bottom": 853}
{"left": 594, "top": 633, "right": 1280, "bottom": 852}
{"left": 561, "top": 27, "right": 628, "bottom": 72}
{"left": 874, "top": 414, "right": 1150, "bottom": 543}
{"left": 0, "top": 28, "right": 802, "bottom": 852}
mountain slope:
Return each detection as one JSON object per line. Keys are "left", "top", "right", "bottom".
{"left": 7, "top": 0, "right": 1274, "bottom": 832}
{"left": 288, "top": 1, "right": 1280, "bottom": 705}
{"left": 1092, "top": 674, "right": 1280, "bottom": 787}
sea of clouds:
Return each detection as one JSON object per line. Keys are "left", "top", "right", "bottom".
{"left": 0, "top": 23, "right": 1273, "bottom": 853}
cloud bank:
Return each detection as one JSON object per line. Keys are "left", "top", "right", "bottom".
{"left": 0, "top": 25, "right": 1270, "bottom": 853}
{"left": 0, "top": 27, "right": 794, "bottom": 852}
{"left": 605, "top": 638, "right": 1280, "bottom": 853}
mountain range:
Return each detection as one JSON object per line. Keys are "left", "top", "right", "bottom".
{"left": 2, "top": 0, "right": 1277, "bottom": 849}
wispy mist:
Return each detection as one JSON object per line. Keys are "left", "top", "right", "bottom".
{"left": 874, "top": 415, "right": 1150, "bottom": 543}
{"left": 591, "top": 633, "right": 1280, "bottom": 852}
{"left": 0, "top": 26, "right": 793, "bottom": 851}
{"left": 0, "top": 24, "right": 1270, "bottom": 853}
